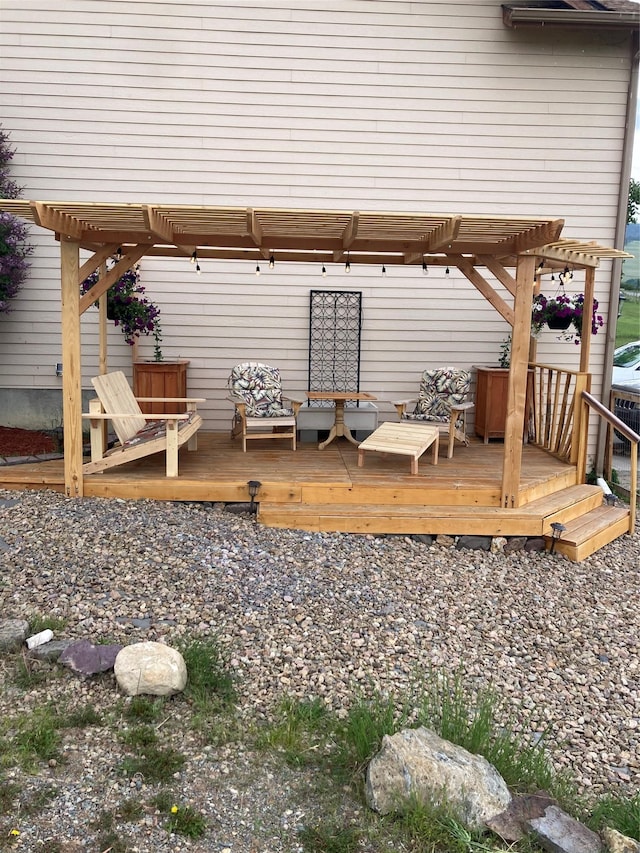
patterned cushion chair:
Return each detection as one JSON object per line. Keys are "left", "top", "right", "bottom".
{"left": 227, "top": 362, "right": 304, "bottom": 451}
{"left": 392, "top": 367, "right": 474, "bottom": 458}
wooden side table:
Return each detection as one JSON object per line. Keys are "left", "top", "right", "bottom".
{"left": 306, "top": 391, "right": 377, "bottom": 449}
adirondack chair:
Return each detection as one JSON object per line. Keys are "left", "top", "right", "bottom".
{"left": 227, "top": 362, "right": 304, "bottom": 451}
{"left": 83, "top": 371, "right": 203, "bottom": 477}
{"left": 392, "top": 367, "right": 474, "bottom": 459}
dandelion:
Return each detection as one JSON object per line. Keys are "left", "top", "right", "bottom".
{"left": 171, "top": 804, "right": 179, "bottom": 814}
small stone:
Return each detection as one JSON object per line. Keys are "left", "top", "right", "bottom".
{"left": 0, "top": 619, "right": 29, "bottom": 651}
{"left": 528, "top": 805, "right": 602, "bottom": 853}
{"left": 524, "top": 537, "right": 547, "bottom": 552}
{"left": 456, "top": 535, "right": 492, "bottom": 551}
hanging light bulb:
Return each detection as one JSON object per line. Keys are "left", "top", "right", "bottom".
{"left": 345, "top": 252, "right": 351, "bottom": 273}
{"left": 536, "top": 260, "right": 544, "bottom": 274}
{"left": 381, "top": 264, "right": 387, "bottom": 276}
{"left": 445, "top": 266, "right": 450, "bottom": 276}
{"left": 321, "top": 264, "right": 327, "bottom": 277}
{"left": 190, "top": 250, "right": 197, "bottom": 264}
{"left": 269, "top": 254, "right": 275, "bottom": 269}
{"left": 255, "top": 263, "right": 261, "bottom": 276}
{"left": 559, "top": 266, "right": 571, "bottom": 286}
{"left": 116, "top": 247, "right": 122, "bottom": 261}
{"left": 422, "top": 259, "right": 429, "bottom": 276}
{"left": 196, "top": 261, "right": 201, "bottom": 275}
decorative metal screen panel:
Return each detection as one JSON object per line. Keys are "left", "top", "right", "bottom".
{"left": 308, "top": 290, "right": 362, "bottom": 404}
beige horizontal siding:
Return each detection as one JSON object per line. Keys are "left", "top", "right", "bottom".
{"left": 0, "top": 0, "right": 630, "bottom": 450}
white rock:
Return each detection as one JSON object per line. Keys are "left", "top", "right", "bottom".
{"left": 114, "top": 641, "right": 187, "bottom": 696}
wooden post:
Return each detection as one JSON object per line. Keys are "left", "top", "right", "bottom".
{"left": 98, "top": 261, "right": 108, "bottom": 376}
{"left": 501, "top": 254, "right": 536, "bottom": 508}
{"left": 60, "top": 239, "right": 84, "bottom": 497}
{"left": 579, "top": 267, "right": 595, "bottom": 374}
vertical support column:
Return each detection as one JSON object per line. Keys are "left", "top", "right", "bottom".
{"left": 98, "top": 261, "right": 108, "bottom": 376}
{"left": 501, "top": 254, "right": 536, "bottom": 508}
{"left": 579, "top": 266, "right": 595, "bottom": 374}
{"left": 60, "top": 239, "right": 84, "bottom": 497}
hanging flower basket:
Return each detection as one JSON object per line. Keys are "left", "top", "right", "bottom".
{"left": 81, "top": 264, "right": 163, "bottom": 360}
{"left": 546, "top": 315, "right": 572, "bottom": 331}
{"left": 531, "top": 292, "right": 603, "bottom": 344}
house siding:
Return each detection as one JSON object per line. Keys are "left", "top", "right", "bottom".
{"left": 0, "top": 0, "right": 633, "bottom": 437}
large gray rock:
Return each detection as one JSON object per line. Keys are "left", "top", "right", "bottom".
{"left": 365, "top": 727, "right": 511, "bottom": 831}
{"left": 527, "top": 805, "right": 602, "bottom": 853}
{"left": 114, "top": 641, "right": 187, "bottom": 696}
{"left": 0, "top": 618, "right": 29, "bottom": 651}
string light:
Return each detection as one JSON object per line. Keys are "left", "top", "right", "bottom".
{"left": 422, "top": 259, "right": 429, "bottom": 276}
{"left": 345, "top": 252, "right": 351, "bottom": 273}
{"left": 269, "top": 254, "right": 275, "bottom": 269}
{"left": 445, "top": 266, "right": 450, "bottom": 276}
{"left": 321, "top": 264, "right": 327, "bottom": 277}
{"left": 559, "top": 265, "right": 573, "bottom": 286}
{"left": 536, "top": 260, "right": 544, "bottom": 274}
{"left": 381, "top": 264, "right": 387, "bottom": 276}
{"left": 190, "top": 250, "right": 197, "bottom": 264}
{"left": 255, "top": 263, "right": 261, "bottom": 276}
{"left": 116, "top": 247, "right": 122, "bottom": 261}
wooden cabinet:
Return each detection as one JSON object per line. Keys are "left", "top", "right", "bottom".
{"left": 133, "top": 360, "right": 189, "bottom": 415}
{"left": 474, "top": 366, "right": 533, "bottom": 443}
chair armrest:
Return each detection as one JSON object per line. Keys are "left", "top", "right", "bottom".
{"left": 391, "top": 397, "right": 418, "bottom": 418}
{"left": 82, "top": 412, "right": 191, "bottom": 421}
{"left": 451, "top": 401, "right": 475, "bottom": 412}
{"left": 283, "top": 394, "right": 307, "bottom": 405}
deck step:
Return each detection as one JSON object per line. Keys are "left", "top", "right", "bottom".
{"left": 257, "top": 485, "right": 610, "bottom": 537}
{"left": 258, "top": 483, "right": 606, "bottom": 535}
{"left": 545, "top": 505, "right": 631, "bottom": 562}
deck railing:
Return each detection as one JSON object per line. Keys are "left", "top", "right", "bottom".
{"left": 581, "top": 390, "right": 638, "bottom": 532}
{"left": 527, "top": 363, "right": 590, "bottom": 465}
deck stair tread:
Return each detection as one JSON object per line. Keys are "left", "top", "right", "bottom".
{"left": 546, "top": 505, "right": 631, "bottom": 562}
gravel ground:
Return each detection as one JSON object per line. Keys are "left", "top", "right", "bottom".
{"left": 0, "top": 487, "right": 638, "bottom": 852}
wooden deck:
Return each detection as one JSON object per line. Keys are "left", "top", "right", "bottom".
{"left": 2, "top": 431, "right": 632, "bottom": 557}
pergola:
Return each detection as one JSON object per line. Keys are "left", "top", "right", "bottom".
{"left": 0, "top": 199, "right": 630, "bottom": 505}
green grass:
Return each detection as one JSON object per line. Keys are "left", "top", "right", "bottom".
{"left": 411, "top": 671, "right": 559, "bottom": 796}
{"left": 256, "top": 696, "right": 331, "bottom": 767}
{"left": 165, "top": 802, "right": 207, "bottom": 838}
{"left": 13, "top": 708, "right": 62, "bottom": 767}
{"left": 124, "top": 695, "right": 165, "bottom": 723}
{"left": 120, "top": 745, "right": 186, "bottom": 784}
{"left": 27, "top": 615, "right": 68, "bottom": 635}
{"left": 120, "top": 725, "right": 158, "bottom": 749}
{"left": 179, "top": 636, "right": 236, "bottom": 711}
{"left": 616, "top": 293, "right": 640, "bottom": 346}
{"left": 587, "top": 790, "right": 640, "bottom": 840}
{"left": 297, "top": 823, "right": 362, "bottom": 853}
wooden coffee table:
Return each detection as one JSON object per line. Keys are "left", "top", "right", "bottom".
{"left": 357, "top": 422, "right": 439, "bottom": 474}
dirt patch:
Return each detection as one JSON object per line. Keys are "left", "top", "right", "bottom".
{"left": 0, "top": 426, "right": 58, "bottom": 456}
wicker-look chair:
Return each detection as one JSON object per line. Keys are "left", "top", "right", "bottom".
{"left": 392, "top": 367, "right": 474, "bottom": 458}
{"left": 227, "top": 362, "right": 304, "bottom": 451}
